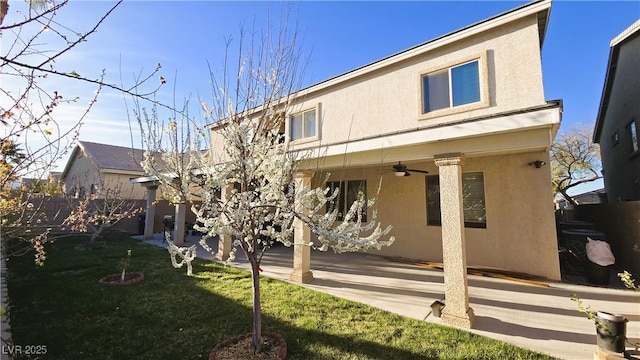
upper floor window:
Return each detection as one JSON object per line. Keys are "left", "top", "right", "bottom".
{"left": 422, "top": 60, "right": 481, "bottom": 114}
{"left": 627, "top": 119, "right": 639, "bottom": 155}
{"left": 290, "top": 108, "right": 316, "bottom": 141}
{"left": 425, "top": 172, "right": 486, "bottom": 228}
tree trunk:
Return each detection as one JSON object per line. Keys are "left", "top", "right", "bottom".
{"left": 249, "top": 254, "right": 262, "bottom": 353}
{"left": 89, "top": 224, "right": 104, "bottom": 244}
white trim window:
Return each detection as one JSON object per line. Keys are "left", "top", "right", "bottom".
{"left": 289, "top": 108, "right": 317, "bottom": 141}
{"left": 422, "top": 60, "right": 481, "bottom": 114}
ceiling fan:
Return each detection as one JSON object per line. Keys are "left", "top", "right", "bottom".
{"left": 392, "top": 162, "right": 429, "bottom": 177}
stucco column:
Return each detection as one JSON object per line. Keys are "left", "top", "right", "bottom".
{"left": 434, "top": 153, "right": 474, "bottom": 328}
{"left": 290, "top": 170, "right": 314, "bottom": 283}
{"left": 216, "top": 185, "right": 232, "bottom": 261}
{"left": 173, "top": 202, "right": 186, "bottom": 245}
{"left": 143, "top": 185, "right": 157, "bottom": 240}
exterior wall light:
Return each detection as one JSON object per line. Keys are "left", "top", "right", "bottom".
{"left": 528, "top": 160, "right": 546, "bottom": 168}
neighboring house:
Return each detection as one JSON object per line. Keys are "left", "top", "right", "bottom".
{"left": 207, "top": 0, "right": 562, "bottom": 282}
{"left": 20, "top": 177, "right": 37, "bottom": 188}
{"left": 593, "top": 20, "right": 640, "bottom": 202}
{"left": 555, "top": 188, "right": 606, "bottom": 210}
{"left": 587, "top": 20, "right": 640, "bottom": 282}
{"left": 60, "top": 141, "right": 147, "bottom": 200}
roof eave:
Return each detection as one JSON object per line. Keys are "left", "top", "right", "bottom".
{"left": 206, "top": 0, "right": 552, "bottom": 129}
{"left": 59, "top": 145, "right": 81, "bottom": 181}
{"left": 295, "top": 0, "right": 552, "bottom": 99}
{"left": 593, "top": 20, "right": 640, "bottom": 143}
{"left": 593, "top": 47, "right": 618, "bottom": 143}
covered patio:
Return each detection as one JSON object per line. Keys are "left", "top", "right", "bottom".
{"left": 135, "top": 232, "right": 640, "bottom": 360}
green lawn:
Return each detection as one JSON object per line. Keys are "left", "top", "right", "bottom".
{"left": 5, "top": 235, "right": 556, "bottom": 359}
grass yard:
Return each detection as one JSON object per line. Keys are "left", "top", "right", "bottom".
{"left": 5, "top": 235, "right": 556, "bottom": 359}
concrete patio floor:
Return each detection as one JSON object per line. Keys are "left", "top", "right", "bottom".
{"left": 139, "top": 234, "right": 640, "bottom": 360}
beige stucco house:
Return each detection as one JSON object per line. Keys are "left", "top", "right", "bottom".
{"left": 132, "top": 0, "right": 562, "bottom": 329}
{"left": 209, "top": 0, "right": 561, "bottom": 281}
{"left": 60, "top": 141, "right": 147, "bottom": 200}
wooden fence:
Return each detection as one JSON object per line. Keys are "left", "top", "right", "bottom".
{"left": 27, "top": 197, "right": 201, "bottom": 237}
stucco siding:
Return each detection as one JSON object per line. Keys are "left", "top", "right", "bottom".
{"left": 205, "top": 3, "right": 560, "bottom": 280}
{"left": 62, "top": 154, "right": 147, "bottom": 200}
{"left": 62, "top": 153, "right": 100, "bottom": 196}
{"left": 314, "top": 150, "right": 560, "bottom": 280}
{"left": 289, "top": 15, "right": 545, "bottom": 149}
{"left": 209, "top": 14, "right": 546, "bottom": 154}
{"left": 103, "top": 172, "right": 148, "bottom": 200}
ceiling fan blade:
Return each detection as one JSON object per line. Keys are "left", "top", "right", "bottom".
{"left": 407, "top": 168, "right": 429, "bottom": 174}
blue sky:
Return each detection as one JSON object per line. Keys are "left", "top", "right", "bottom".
{"left": 4, "top": 1, "right": 640, "bottom": 193}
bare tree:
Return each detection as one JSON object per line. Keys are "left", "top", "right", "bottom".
{"left": 1, "top": 0, "right": 165, "bottom": 264}
{"left": 551, "top": 124, "right": 602, "bottom": 205}
{"left": 62, "top": 173, "right": 143, "bottom": 247}
{"left": 136, "top": 21, "right": 395, "bottom": 353}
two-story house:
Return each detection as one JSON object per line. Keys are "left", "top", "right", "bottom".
{"left": 593, "top": 20, "right": 640, "bottom": 202}
{"left": 590, "top": 19, "right": 640, "bottom": 279}
{"left": 206, "top": 0, "right": 562, "bottom": 328}
{"left": 133, "top": 0, "right": 561, "bottom": 328}
{"left": 208, "top": 0, "right": 561, "bottom": 281}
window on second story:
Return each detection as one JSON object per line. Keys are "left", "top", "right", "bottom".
{"left": 289, "top": 108, "right": 316, "bottom": 141}
{"left": 627, "top": 119, "right": 639, "bottom": 156}
{"left": 422, "top": 60, "right": 481, "bottom": 114}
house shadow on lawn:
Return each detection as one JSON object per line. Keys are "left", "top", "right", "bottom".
{"left": 8, "top": 236, "right": 502, "bottom": 360}
{"left": 182, "top": 260, "right": 471, "bottom": 360}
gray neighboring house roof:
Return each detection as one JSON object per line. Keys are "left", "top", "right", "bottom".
{"left": 60, "top": 141, "right": 146, "bottom": 180}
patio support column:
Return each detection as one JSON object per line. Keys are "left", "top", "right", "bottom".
{"left": 290, "top": 170, "right": 314, "bottom": 283}
{"left": 216, "top": 185, "right": 232, "bottom": 261}
{"left": 434, "top": 153, "right": 474, "bottom": 328}
{"left": 143, "top": 185, "right": 158, "bottom": 240}
{"left": 173, "top": 202, "right": 186, "bottom": 245}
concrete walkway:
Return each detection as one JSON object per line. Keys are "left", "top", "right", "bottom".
{"left": 142, "top": 234, "right": 640, "bottom": 360}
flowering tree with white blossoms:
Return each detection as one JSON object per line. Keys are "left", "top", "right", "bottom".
{"left": 135, "top": 21, "right": 395, "bottom": 353}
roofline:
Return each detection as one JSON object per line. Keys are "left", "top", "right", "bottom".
{"left": 207, "top": 0, "right": 552, "bottom": 129}
{"left": 294, "top": 100, "right": 562, "bottom": 154}
{"left": 593, "top": 19, "right": 640, "bottom": 143}
{"left": 60, "top": 141, "right": 147, "bottom": 180}
{"left": 296, "top": 0, "right": 551, "bottom": 98}
{"left": 60, "top": 145, "right": 81, "bottom": 181}
{"left": 103, "top": 169, "right": 146, "bottom": 176}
